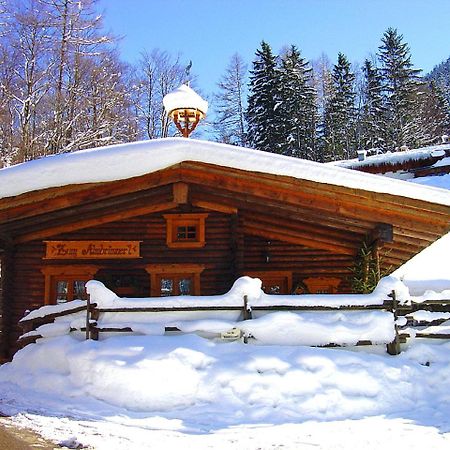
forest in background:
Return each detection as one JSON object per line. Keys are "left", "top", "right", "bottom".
{"left": 0, "top": 0, "right": 449, "bottom": 167}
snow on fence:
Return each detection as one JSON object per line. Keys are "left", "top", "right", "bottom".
{"left": 17, "top": 277, "right": 450, "bottom": 355}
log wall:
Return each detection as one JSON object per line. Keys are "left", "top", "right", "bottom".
{"left": 5, "top": 207, "right": 354, "bottom": 357}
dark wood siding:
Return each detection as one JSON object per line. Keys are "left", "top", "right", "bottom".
{"left": 243, "top": 235, "right": 353, "bottom": 292}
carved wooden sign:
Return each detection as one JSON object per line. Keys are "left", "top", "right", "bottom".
{"left": 44, "top": 241, "right": 141, "bottom": 259}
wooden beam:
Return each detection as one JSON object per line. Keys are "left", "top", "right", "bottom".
{"left": 191, "top": 200, "right": 237, "bottom": 214}
{"left": 172, "top": 182, "right": 189, "bottom": 204}
{"left": 14, "top": 202, "right": 178, "bottom": 244}
{"left": 179, "top": 163, "right": 450, "bottom": 229}
{"left": 244, "top": 223, "right": 357, "bottom": 255}
{"left": 242, "top": 211, "right": 362, "bottom": 247}
{"left": 0, "top": 166, "right": 183, "bottom": 222}
{"left": 3, "top": 185, "right": 173, "bottom": 234}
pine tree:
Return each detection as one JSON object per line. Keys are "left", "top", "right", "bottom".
{"left": 246, "top": 41, "right": 283, "bottom": 153}
{"left": 278, "top": 45, "right": 318, "bottom": 159}
{"left": 427, "top": 56, "right": 450, "bottom": 134}
{"left": 377, "top": 28, "right": 422, "bottom": 149}
{"left": 360, "top": 59, "right": 387, "bottom": 150}
{"left": 214, "top": 53, "right": 247, "bottom": 146}
{"left": 322, "top": 53, "right": 356, "bottom": 160}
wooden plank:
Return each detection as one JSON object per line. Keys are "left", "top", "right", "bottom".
{"left": 19, "top": 304, "right": 88, "bottom": 325}
{"left": 0, "top": 165, "right": 183, "bottom": 220}
{"left": 242, "top": 211, "right": 362, "bottom": 246}
{"left": 173, "top": 182, "right": 189, "bottom": 204}
{"left": 192, "top": 200, "right": 237, "bottom": 214}
{"left": 244, "top": 223, "right": 357, "bottom": 255}
{"left": 14, "top": 202, "right": 178, "bottom": 244}
{"left": 179, "top": 163, "right": 450, "bottom": 228}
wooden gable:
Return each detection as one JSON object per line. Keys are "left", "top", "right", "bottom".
{"left": 0, "top": 160, "right": 449, "bottom": 267}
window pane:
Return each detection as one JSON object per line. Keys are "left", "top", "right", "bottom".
{"left": 56, "top": 280, "right": 68, "bottom": 304}
{"left": 73, "top": 280, "right": 87, "bottom": 300}
{"left": 160, "top": 278, "right": 173, "bottom": 297}
{"left": 178, "top": 278, "right": 191, "bottom": 296}
{"left": 176, "top": 225, "right": 197, "bottom": 240}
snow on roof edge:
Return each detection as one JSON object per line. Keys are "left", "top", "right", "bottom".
{"left": 333, "top": 143, "right": 450, "bottom": 169}
{"left": 0, "top": 137, "right": 449, "bottom": 206}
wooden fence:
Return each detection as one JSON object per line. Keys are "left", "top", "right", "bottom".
{"left": 18, "top": 291, "right": 450, "bottom": 355}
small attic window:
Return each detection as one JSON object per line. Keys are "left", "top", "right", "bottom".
{"left": 164, "top": 213, "right": 208, "bottom": 248}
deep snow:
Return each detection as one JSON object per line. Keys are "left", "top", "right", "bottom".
{"left": 2, "top": 334, "right": 450, "bottom": 449}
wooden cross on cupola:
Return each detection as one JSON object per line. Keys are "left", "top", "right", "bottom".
{"left": 163, "top": 83, "right": 208, "bottom": 138}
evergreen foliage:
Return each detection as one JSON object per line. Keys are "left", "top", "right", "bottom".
{"left": 377, "top": 28, "right": 422, "bottom": 149}
{"left": 277, "top": 46, "right": 318, "bottom": 159}
{"left": 360, "top": 59, "right": 387, "bottom": 150}
{"left": 350, "top": 242, "right": 390, "bottom": 294}
{"left": 427, "top": 56, "right": 450, "bottom": 134}
{"left": 322, "top": 53, "right": 356, "bottom": 160}
{"left": 246, "top": 41, "right": 283, "bottom": 153}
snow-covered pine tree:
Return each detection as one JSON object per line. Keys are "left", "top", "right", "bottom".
{"left": 377, "top": 28, "right": 422, "bottom": 149}
{"left": 278, "top": 45, "right": 318, "bottom": 159}
{"left": 246, "top": 41, "right": 283, "bottom": 153}
{"left": 214, "top": 53, "right": 248, "bottom": 147}
{"left": 322, "top": 53, "right": 356, "bottom": 161}
{"left": 360, "top": 59, "right": 387, "bottom": 150}
{"left": 427, "top": 56, "right": 450, "bottom": 134}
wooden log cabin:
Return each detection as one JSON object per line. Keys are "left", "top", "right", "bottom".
{"left": 0, "top": 138, "right": 449, "bottom": 359}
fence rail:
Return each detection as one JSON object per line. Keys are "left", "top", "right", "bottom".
{"left": 18, "top": 292, "right": 450, "bottom": 355}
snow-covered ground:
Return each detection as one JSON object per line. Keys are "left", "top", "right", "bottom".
{"left": 1, "top": 334, "right": 450, "bottom": 449}
{"left": 2, "top": 245, "right": 450, "bottom": 449}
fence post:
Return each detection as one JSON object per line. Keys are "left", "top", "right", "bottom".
{"left": 85, "top": 293, "right": 91, "bottom": 340}
{"left": 242, "top": 295, "right": 252, "bottom": 344}
{"left": 243, "top": 295, "right": 252, "bottom": 320}
{"left": 386, "top": 290, "right": 401, "bottom": 355}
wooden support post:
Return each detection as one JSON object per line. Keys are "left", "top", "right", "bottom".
{"left": 243, "top": 295, "right": 252, "bottom": 320}
{"left": 0, "top": 242, "right": 14, "bottom": 360}
{"left": 230, "top": 213, "right": 244, "bottom": 282}
{"left": 372, "top": 239, "right": 381, "bottom": 283}
{"left": 85, "top": 293, "right": 91, "bottom": 340}
{"left": 242, "top": 295, "right": 252, "bottom": 344}
{"left": 387, "top": 290, "right": 401, "bottom": 355}
{"left": 90, "top": 325, "right": 99, "bottom": 341}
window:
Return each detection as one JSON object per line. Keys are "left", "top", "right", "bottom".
{"left": 164, "top": 213, "right": 208, "bottom": 248}
{"left": 158, "top": 275, "right": 193, "bottom": 296}
{"left": 41, "top": 265, "right": 99, "bottom": 305}
{"left": 145, "top": 264, "right": 205, "bottom": 297}
{"left": 244, "top": 271, "right": 292, "bottom": 295}
{"left": 54, "top": 278, "right": 88, "bottom": 304}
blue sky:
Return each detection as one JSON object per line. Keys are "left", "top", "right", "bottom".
{"left": 97, "top": 0, "right": 450, "bottom": 97}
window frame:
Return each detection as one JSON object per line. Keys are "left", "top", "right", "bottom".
{"left": 145, "top": 264, "right": 205, "bottom": 297}
{"left": 163, "top": 213, "right": 208, "bottom": 249}
{"left": 41, "top": 265, "right": 99, "bottom": 305}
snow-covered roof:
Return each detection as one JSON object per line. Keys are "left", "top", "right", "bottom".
{"left": 0, "top": 138, "right": 450, "bottom": 206}
{"left": 391, "top": 232, "right": 450, "bottom": 296}
{"left": 163, "top": 84, "right": 208, "bottom": 115}
{"left": 333, "top": 143, "right": 450, "bottom": 170}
